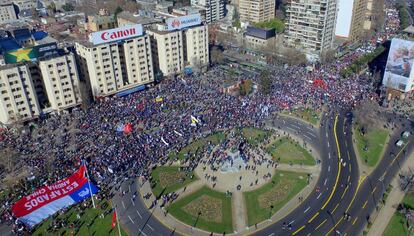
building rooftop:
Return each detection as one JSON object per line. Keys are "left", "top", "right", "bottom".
{"left": 404, "top": 25, "right": 414, "bottom": 34}
{"left": 117, "top": 11, "right": 162, "bottom": 26}
{"left": 245, "top": 26, "right": 276, "bottom": 40}
{"left": 89, "top": 14, "right": 117, "bottom": 24}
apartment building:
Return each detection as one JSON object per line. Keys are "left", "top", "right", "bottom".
{"left": 39, "top": 53, "right": 82, "bottom": 111}
{"left": 0, "top": 2, "right": 17, "bottom": 24}
{"left": 336, "top": 0, "right": 369, "bottom": 42}
{"left": 184, "top": 24, "right": 209, "bottom": 67}
{"left": 0, "top": 63, "right": 41, "bottom": 124}
{"left": 239, "top": 0, "right": 275, "bottom": 23}
{"left": 285, "top": 0, "right": 338, "bottom": 55}
{"left": 76, "top": 25, "right": 154, "bottom": 97}
{"left": 86, "top": 14, "right": 117, "bottom": 32}
{"left": 191, "top": 0, "right": 225, "bottom": 23}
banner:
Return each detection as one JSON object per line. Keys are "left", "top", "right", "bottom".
{"left": 89, "top": 24, "right": 143, "bottom": 45}
{"left": 4, "top": 43, "right": 58, "bottom": 64}
{"left": 11, "top": 165, "right": 98, "bottom": 226}
{"left": 166, "top": 14, "right": 201, "bottom": 31}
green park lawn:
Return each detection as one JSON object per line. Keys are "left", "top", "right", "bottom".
{"left": 241, "top": 127, "right": 271, "bottom": 145}
{"left": 383, "top": 194, "right": 414, "bottom": 236}
{"left": 150, "top": 166, "right": 197, "bottom": 197}
{"left": 244, "top": 170, "right": 308, "bottom": 226}
{"left": 167, "top": 186, "right": 233, "bottom": 234}
{"left": 284, "top": 108, "right": 321, "bottom": 126}
{"left": 33, "top": 200, "right": 128, "bottom": 236}
{"left": 266, "top": 137, "right": 315, "bottom": 165}
{"left": 171, "top": 132, "right": 225, "bottom": 160}
{"left": 354, "top": 127, "right": 388, "bottom": 167}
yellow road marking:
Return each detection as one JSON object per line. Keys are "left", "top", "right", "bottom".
{"left": 315, "top": 219, "right": 327, "bottom": 230}
{"left": 292, "top": 225, "right": 306, "bottom": 235}
{"left": 308, "top": 212, "right": 320, "bottom": 223}
{"left": 325, "top": 218, "right": 343, "bottom": 236}
{"left": 362, "top": 200, "right": 368, "bottom": 209}
{"left": 332, "top": 203, "right": 340, "bottom": 214}
{"left": 307, "top": 233, "right": 311, "bottom": 236}
{"left": 322, "top": 115, "right": 341, "bottom": 210}
{"left": 349, "top": 163, "right": 352, "bottom": 173}
{"left": 341, "top": 185, "right": 349, "bottom": 200}
{"left": 371, "top": 186, "right": 377, "bottom": 194}
{"left": 352, "top": 217, "right": 358, "bottom": 225}
{"left": 346, "top": 175, "right": 366, "bottom": 212}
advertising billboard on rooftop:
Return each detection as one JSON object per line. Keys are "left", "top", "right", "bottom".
{"left": 4, "top": 43, "right": 58, "bottom": 64}
{"left": 89, "top": 24, "right": 143, "bottom": 45}
{"left": 166, "top": 14, "right": 201, "bottom": 31}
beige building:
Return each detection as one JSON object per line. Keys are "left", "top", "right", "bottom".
{"left": 75, "top": 35, "right": 154, "bottom": 97}
{"left": 184, "top": 24, "right": 209, "bottom": 67}
{"left": 285, "top": 0, "right": 338, "bottom": 55}
{"left": 39, "top": 53, "right": 82, "bottom": 112}
{"left": 86, "top": 14, "right": 117, "bottom": 32}
{"left": 239, "top": 0, "right": 275, "bottom": 23}
{"left": 0, "top": 2, "right": 17, "bottom": 24}
{"left": 0, "top": 63, "right": 41, "bottom": 124}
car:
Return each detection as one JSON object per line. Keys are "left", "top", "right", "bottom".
{"left": 402, "top": 131, "right": 411, "bottom": 139}
{"left": 396, "top": 140, "right": 404, "bottom": 147}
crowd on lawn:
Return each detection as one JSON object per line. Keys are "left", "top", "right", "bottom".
{"left": 0, "top": 6, "right": 404, "bottom": 235}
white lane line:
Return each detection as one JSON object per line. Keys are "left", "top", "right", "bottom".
{"left": 122, "top": 201, "right": 126, "bottom": 209}
{"left": 291, "top": 124, "right": 300, "bottom": 129}
{"left": 147, "top": 224, "right": 154, "bottom": 231}
{"left": 327, "top": 142, "right": 330, "bottom": 148}
{"left": 131, "top": 198, "right": 135, "bottom": 206}
{"left": 287, "top": 127, "right": 296, "bottom": 132}
{"left": 129, "top": 185, "right": 131, "bottom": 193}
{"left": 328, "top": 166, "right": 331, "bottom": 172}
{"left": 307, "top": 132, "right": 316, "bottom": 137}
{"left": 304, "top": 206, "right": 311, "bottom": 213}
{"left": 289, "top": 220, "right": 295, "bottom": 225}
{"left": 304, "top": 134, "right": 312, "bottom": 140}
{"left": 324, "top": 178, "right": 328, "bottom": 186}
{"left": 317, "top": 193, "right": 322, "bottom": 199}
{"left": 328, "top": 153, "right": 331, "bottom": 159}
{"left": 136, "top": 210, "right": 142, "bottom": 219}
{"left": 268, "top": 233, "right": 275, "bottom": 236}
{"left": 128, "top": 215, "right": 135, "bottom": 224}
{"left": 326, "top": 132, "right": 328, "bottom": 138}
{"left": 139, "top": 229, "right": 148, "bottom": 236}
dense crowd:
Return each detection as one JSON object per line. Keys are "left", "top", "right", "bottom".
{"left": 0, "top": 7, "right": 403, "bottom": 234}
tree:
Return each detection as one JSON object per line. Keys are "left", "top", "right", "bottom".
{"left": 259, "top": 70, "right": 271, "bottom": 95}
{"left": 210, "top": 47, "right": 224, "bottom": 65}
{"left": 114, "top": 6, "right": 123, "bottom": 18}
{"left": 62, "top": 3, "right": 75, "bottom": 12}
{"left": 320, "top": 49, "right": 336, "bottom": 64}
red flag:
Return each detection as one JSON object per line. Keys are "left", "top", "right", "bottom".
{"left": 111, "top": 211, "right": 117, "bottom": 229}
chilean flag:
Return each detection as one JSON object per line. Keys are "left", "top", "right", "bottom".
{"left": 111, "top": 211, "right": 117, "bottom": 229}
{"left": 11, "top": 165, "right": 99, "bottom": 227}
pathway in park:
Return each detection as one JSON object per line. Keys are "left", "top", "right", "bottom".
{"left": 232, "top": 191, "right": 247, "bottom": 233}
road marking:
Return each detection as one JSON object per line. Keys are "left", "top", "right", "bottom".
{"left": 289, "top": 220, "right": 295, "bottom": 225}
{"left": 328, "top": 165, "right": 331, "bottom": 172}
{"left": 292, "top": 225, "right": 306, "bottom": 235}
{"left": 129, "top": 185, "right": 131, "bottom": 193}
{"left": 315, "top": 219, "right": 327, "bottom": 230}
{"left": 287, "top": 127, "right": 296, "bottom": 132}
{"left": 138, "top": 228, "right": 148, "bottom": 236}
{"left": 326, "top": 132, "right": 328, "bottom": 138}
{"left": 349, "top": 164, "right": 352, "bottom": 173}
{"left": 347, "top": 175, "right": 351, "bottom": 183}
{"left": 327, "top": 142, "right": 330, "bottom": 148}
{"left": 147, "top": 224, "right": 154, "bottom": 231}
{"left": 122, "top": 201, "right": 126, "bottom": 209}
{"left": 346, "top": 176, "right": 367, "bottom": 212}
{"left": 128, "top": 215, "right": 134, "bottom": 224}
{"left": 304, "top": 134, "right": 312, "bottom": 140}
{"left": 308, "top": 212, "right": 319, "bottom": 223}
{"left": 371, "top": 186, "right": 377, "bottom": 194}
{"left": 341, "top": 185, "right": 349, "bottom": 200}
{"left": 363, "top": 200, "right": 368, "bottom": 209}
{"left": 268, "top": 233, "right": 275, "bottom": 236}
{"left": 332, "top": 203, "right": 340, "bottom": 214}
{"left": 328, "top": 153, "right": 331, "bottom": 159}
{"left": 308, "top": 132, "right": 316, "bottom": 137}
{"left": 131, "top": 198, "right": 135, "bottom": 206}
{"left": 136, "top": 210, "right": 142, "bottom": 219}
{"left": 352, "top": 217, "right": 358, "bottom": 225}
{"left": 324, "top": 178, "right": 328, "bottom": 186}
{"left": 325, "top": 218, "right": 343, "bottom": 236}
{"left": 321, "top": 115, "right": 341, "bottom": 210}
{"left": 317, "top": 193, "right": 322, "bottom": 199}
{"left": 304, "top": 206, "right": 311, "bottom": 213}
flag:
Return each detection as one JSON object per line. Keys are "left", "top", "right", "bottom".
{"left": 190, "top": 115, "right": 199, "bottom": 126}
{"left": 111, "top": 211, "right": 117, "bottom": 229}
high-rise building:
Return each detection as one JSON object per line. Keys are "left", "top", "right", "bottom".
{"left": 0, "top": 63, "right": 41, "bottom": 124}
{"left": 39, "top": 53, "right": 82, "bottom": 111}
{"left": 336, "top": 0, "right": 369, "bottom": 42}
{"left": 75, "top": 25, "right": 154, "bottom": 97}
{"left": 0, "top": 2, "right": 17, "bottom": 24}
{"left": 191, "top": 0, "right": 225, "bottom": 23}
{"left": 285, "top": 0, "right": 338, "bottom": 55}
{"left": 239, "top": 0, "right": 275, "bottom": 23}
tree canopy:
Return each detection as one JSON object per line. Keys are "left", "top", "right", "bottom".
{"left": 252, "top": 18, "right": 285, "bottom": 33}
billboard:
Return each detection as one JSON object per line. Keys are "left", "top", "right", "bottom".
{"left": 383, "top": 38, "right": 414, "bottom": 92}
{"left": 11, "top": 165, "right": 98, "bottom": 226}
{"left": 89, "top": 24, "right": 143, "bottom": 45}
{"left": 166, "top": 14, "right": 201, "bottom": 31}
{"left": 4, "top": 43, "right": 58, "bottom": 64}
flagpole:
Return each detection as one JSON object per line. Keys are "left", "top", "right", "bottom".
{"left": 84, "top": 160, "right": 96, "bottom": 208}
{"left": 115, "top": 206, "right": 122, "bottom": 236}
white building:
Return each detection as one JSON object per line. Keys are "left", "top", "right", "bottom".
{"left": 184, "top": 24, "right": 209, "bottom": 67}
{"left": 76, "top": 24, "right": 154, "bottom": 97}
{"left": 39, "top": 53, "right": 82, "bottom": 112}
{"left": 0, "top": 63, "right": 41, "bottom": 124}
{"left": 238, "top": 0, "right": 275, "bottom": 23}
{"left": 191, "top": 0, "right": 225, "bottom": 23}
{"left": 0, "top": 2, "right": 17, "bottom": 24}
{"left": 285, "top": 0, "right": 338, "bottom": 55}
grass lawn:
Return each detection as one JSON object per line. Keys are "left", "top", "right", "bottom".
{"left": 33, "top": 200, "right": 128, "bottom": 236}
{"left": 150, "top": 166, "right": 197, "bottom": 197}
{"left": 266, "top": 137, "right": 315, "bottom": 165}
{"left": 171, "top": 132, "right": 226, "bottom": 160}
{"left": 383, "top": 193, "right": 414, "bottom": 236}
{"left": 167, "top": 186, "right": 233, "bottom": 234}
{"left": 244, "top": 170, "right": 308, "bottom": 226}
{"left": 241, "top": 127, "right": 271, "bottom": 145}
{"left": 354, "top": 127, "right": 388, "bottom": 167}
{"left": 285, "top": 108, "right": 321, "bottom": 126}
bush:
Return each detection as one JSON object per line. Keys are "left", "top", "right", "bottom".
{"left": 252, "top": 18, "right": 285, "bottom": 33}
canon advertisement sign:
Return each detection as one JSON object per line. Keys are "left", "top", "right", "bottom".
{"left": 89, "top": 24, "right": 143, "bottom": 45}
{"left": 166, "top": 14, "right": 201, "bottom": 31}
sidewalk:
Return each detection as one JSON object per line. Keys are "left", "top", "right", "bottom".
{"left": 367, "top": 150, "right": 414, "bottom": 236}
